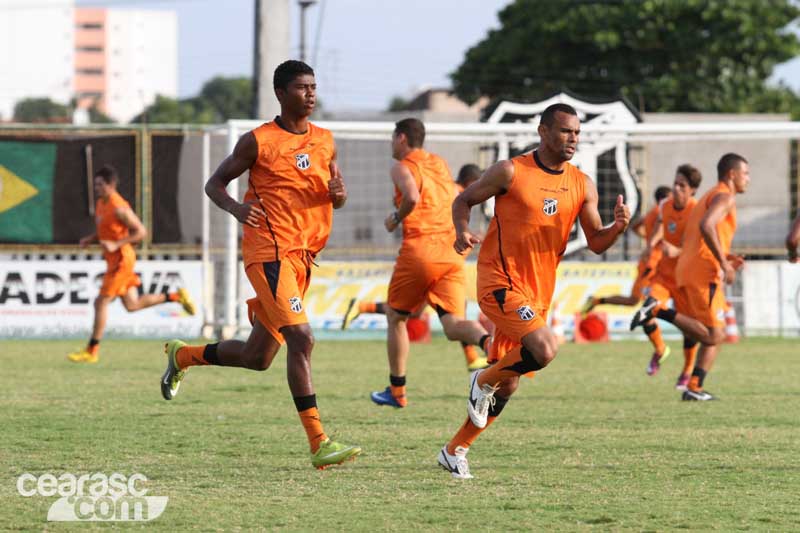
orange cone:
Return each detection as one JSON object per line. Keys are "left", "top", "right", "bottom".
{"left": 550, "top": 301, "right": 566, "bottom": 345}
{"left": 724, "top": 302, "right": 740, "bottom": 343}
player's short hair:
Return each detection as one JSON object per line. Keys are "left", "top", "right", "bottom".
{"left": 655, "top": 186, "right": 671, "bottom": 202}
{"left": 394, "top": 118, "right": 425, "bottom": 148}
{"left": 676, "top": 164, "right": 702, "bottom": 189}
{"left": 273, "top": 60, "right": 315, "bottom": 91}
{"left": 717, "top": 153, "right": 748, "bottom": 180}
{"left": 95, "top": 165, "right": 118, "bottom": 185}
{"left": 540, "top": 103, "right": 578, "bottom": 127}
{"left": 456, "top": 164, "right": 481, "bottom": 186}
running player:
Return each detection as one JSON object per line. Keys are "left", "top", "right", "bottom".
{"left": 786, "top": 212, "right": 800, "bottom": 262}
{"left": 158, "top": 60, "right": 361, "bottom": 469}
{"left": 638, "top": 164, "right": 702, "bottom": 386}
{"left": 437, "top": 103, "right": 630, "bottom": 478}
{"left": 631, "top": 153, "right": 749, "bottom": 401}
{"left": 370, "top": 119, "right": 492, "bottom": 408}
{"left": 67, "top": 165, "right": 195, "bottom": 363}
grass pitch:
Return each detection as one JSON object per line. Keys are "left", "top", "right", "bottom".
{"left": 2, "top": 337, "right": 799, "bottom": 531}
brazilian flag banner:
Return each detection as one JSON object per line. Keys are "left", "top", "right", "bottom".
{"left": 0, "top": 135, "right": 137, "bottom": 244}
{"left": 0, "top": 141, "right": 56, "bottom": 243}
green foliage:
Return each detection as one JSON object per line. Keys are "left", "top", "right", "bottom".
{"left": 132, "top": 77, "right": 253, "bottom": 124}
{"left": 387, "top": 95, "right": 411, "bottom": 112}
{"left": 12, "top": 98, "right": 70, "bottom": 122}
{"left": 452, "top": 0, "right": 800, "bottom": 113}
{"left": 2, "top": 337, "right": 800, "bottom": 530}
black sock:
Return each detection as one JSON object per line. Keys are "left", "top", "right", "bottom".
{"left": 643, "top": 322, "right": 658, "bottom": 335}
{"left": 375, "top": 302, "right": 386, "bottom": 314}
{"left": 488, "top": 394, "right": 509, "bottom": 418}
{"left": 656, "top": 308, "right": 677, "bottom": 323}
{"left": 692, "top": 367, "right": 707, "bottom": 388}
{"left": 88, "top": 338, "right": 100, "bottom": 347}
{"left": 293, "top": 394, "right": 317, "bottom": 412}
{"left": 390, "top": 374, "right": 405, "bottom": 387}
{"left": 597, "top": 297, "right": 606, "bottom": 305}
{"left": 460, "top": 341, "right": 469, "bottom": 348}
{"left": 478, "top": 334, "right": 490, "bottom": 351}
{"left": 202, "top": 343, "right": 220, "bottom": 365}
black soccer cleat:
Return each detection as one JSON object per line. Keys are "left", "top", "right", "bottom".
{"left": 630, "top": 296, "right": 658, "bottom": 331}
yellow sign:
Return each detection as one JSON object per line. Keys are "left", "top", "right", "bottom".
{"left": 0, "top": 164, "right": 38, "bottom": 213}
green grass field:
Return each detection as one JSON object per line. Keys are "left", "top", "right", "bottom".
{"left": 2, "top": 337, "right": 799, "bottom": 531}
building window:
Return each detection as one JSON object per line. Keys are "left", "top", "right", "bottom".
{"left": 77, "top": 92, "right": 103, "bottom": 99}
{"left": 76, "top": 46, "right": 103, "bottom": 53}
{"left": 76, "top": 68, "right": 104, "bottom": 76}
{"left": 77, "top": 23, "right": 103, "bottom": 30}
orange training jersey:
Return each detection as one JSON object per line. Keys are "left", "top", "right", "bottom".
{"left": 477, "top": 151, "right": 587, "bottom": 311}
{"left": 395, "top": 149, "right": 461, "bottom": 262}
{"left": 242, "top": 120, "right": 336, "bottom": 266}
{"left": 656, "top": 196, "right": 697, "bottom": 285}
{"left": 677, "top": 181, "right": 737, "bottom": 283}
{"left": 95, "top": 190, "right": 135, "bottom": 265}
{"left": 639, "top": 204, "right": 663, "bottom": 271}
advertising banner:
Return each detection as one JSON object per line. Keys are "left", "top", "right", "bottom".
{"left": 0, "top": 261, "right": 203, "bottom": 338}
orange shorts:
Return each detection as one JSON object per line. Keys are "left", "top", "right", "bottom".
{"left": 245, "top": 252, "right": 312, "bottom": 344}
{"left": 478, "top": 287, "right": 548, "bottom": 344}
{"left": 100, "top": 258, "right": 141, "bottom": 297}
{"left": 387, "top": 257, "right": 465, "bottom": 315}
{"left": 677, "top": 279, "right": 726, "bottom": 329}
{"left": 646, "top": 274, "right": 689, "bottom": 314}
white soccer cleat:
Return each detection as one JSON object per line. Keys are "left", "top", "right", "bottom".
{"left": 437, "top": 445, "right": 473, "bottom": 479}
{"left": 467, "top": 368, "right": 498, "bottom": 429}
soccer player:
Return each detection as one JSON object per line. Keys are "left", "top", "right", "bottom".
{"left": 369, "top": 119, "right": 492, "bottom": 408}
{"left": 341, "top": 164, "right": 488, "bottom": 371}
{"left": 637, "top": 164, "right": 702, "bottom": 387}
{"left": 786, "top": 212, "right": 800, "bottom": 262}
{"left": 631, "top": 153, "right": 749, "bottom": 401}
{"left": 67, "top": 165, "right": 195, "bottom": 363}
{"left": 159, "top": 60, "right": 361, "bottom": 469}
{"left": 437, "top": 103, "right": 630, "bottom": 478}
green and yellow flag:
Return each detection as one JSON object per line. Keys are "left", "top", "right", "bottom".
{"left": 0, "top": 141, "right": 56, "bottom": 243}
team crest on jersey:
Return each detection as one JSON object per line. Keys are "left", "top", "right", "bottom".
{"left": 543, "top": 198, "right": 558, "bottom": 216}
{"left": 295, "top": 153, "right": 310, "bottom": 170}
{"left": 289, "top": 296, "right": 303, "bottom": 313}
{"left": 668, "top": 221, "right": 677, "bottom": 233}
{"left": 516, "top": 305, "right": 536, "bottom": 321}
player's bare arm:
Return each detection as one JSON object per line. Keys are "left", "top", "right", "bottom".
{"left": 328, "top": 147, "right": 347, "bottom": 209}
{"left": 578, "top": 176, "right": 630, "bottom": 254}
{"left": 79, "top": 232, "right": 98, "bottom": 248}
{"left": 100, "top": 207, "right": 146, "bottom": 254}
{"left": 384, "top": 162, "right": 419, "bottom": 232}
{"left": 786, "top": 213, "right": 800, "bottom": 263}
{"left": 630, "top": 216, "right": 646, "bottom": 239}
{"left": 452, "top": 159, "right": 513, "bottom": 254}
{"left": 700, "top": 192, "right": 736, "bottom": 283}
{"left": 205, "top": 131, "right": 265, "bottom": 228}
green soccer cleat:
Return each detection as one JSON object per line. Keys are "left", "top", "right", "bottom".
{"left": 341, "top": 298, "right": 360, "bottom": 330}
{"left": 161, "top": 339, "right": 187, "bottom": 400}
{"left": 311, "top": 438, "right": 362, "bottom": 470}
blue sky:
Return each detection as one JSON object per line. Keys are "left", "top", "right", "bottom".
{"left": 77, "top": 0, "right": 800, "bottom": 112}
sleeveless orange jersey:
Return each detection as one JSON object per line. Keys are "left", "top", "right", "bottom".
{"left": 638, "top": 204, "right": 663, "bottom": 272}
{"left": 656, "top": 196, "right": 697, "bottom": 285}
{"left": 477, "top": 151, "right": 586, "bottom": 311}
{"left": 677, "top": 181, "right": 737, "bottom": 283}
{"left": 395, "top": 149, "right": 462, "bottom": 263}
{"left": 95, "top": 190, "right": 135, "bottom": 266}
{"left": 242, "top": 120, "right": 335, "bottom": 266}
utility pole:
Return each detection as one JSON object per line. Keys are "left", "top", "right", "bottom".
{"left": 252, "top": 0, "right": 290, "bottom": 120}
{"left": 298, "top": 0, "right": 317, "bottom": 63}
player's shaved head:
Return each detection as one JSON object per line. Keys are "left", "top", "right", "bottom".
{"left": 394, "top": 118, "right": 425, "bottom": 148}
{"left": 95, "top": 165, "right": 118, "bottom": 185}
{"left": 655, "top": 186, "right": 671, "bottom": 202}
{"left": 540, "top": 103, "right": 578, "bottom": 127}
{"left": 273, "top": 60, "right": 315, "bottom": 91}
{"left": 717, "top": 153, "right": 748, "bottom": 180}
{"left": 676, "top": 164, "right": 702, "bottom": 189}
{"left": 456, "top": 164, "right": 481, "bottom": 187}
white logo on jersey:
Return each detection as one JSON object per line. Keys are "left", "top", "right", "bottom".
{"left": 543, "top": 198, "right": 558, "bottom": 216}
{"left": 289, "top": 296, "right": 303, "bottom": 313}
{"left": 295, "top": 153, "right": 310, "bottom": 170}
{"left": 516, "top": 306, "right": 536, "bottom": 321}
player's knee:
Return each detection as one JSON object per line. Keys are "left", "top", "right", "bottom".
{"left": 709, "top": 328, "right": 725, "bottom": 345}
{"left": 532, "top": 341, "right": 557, "bottom": 368}
{"left": 498, "top": 375, "right": 520, "bottom": 397}
{"left": 285, "top": 329, "right": 315, "bottom": 356}
{"left": 385, "top": 307, "right": 408, "bottom": 325}
{"left": 251, "top": 354, "right": 272, "bottom": 371}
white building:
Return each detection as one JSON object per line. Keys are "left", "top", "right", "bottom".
{"left": 75, "top": 7, "right": 178, "bottom": 123}
{"left": 0, "top": 0, "right": 75, "bottom": 121}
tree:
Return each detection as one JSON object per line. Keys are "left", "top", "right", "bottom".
{"left": 131, "top": 95, "right": 216, "bottom": 124}
{"left": 199, "top": 76, "right": 253, "bottom": 121}
{"left": 387, "top": 95, "right": 410, "bottom": 112}
{"left": 451, "top": 0, "right": 800, "bottom": 114}
{"left": 13, "top": 98, "right": 70, "bottom": 122}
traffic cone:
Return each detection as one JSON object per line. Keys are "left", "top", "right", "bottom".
{"left": 550, "top": 301, "right": 566, "bottom": 345}
{"left": 406, "top": 313, "right": 431, "bottom": 343}
{"left": 724, "top": 302, "right": 740, "bottom": 343}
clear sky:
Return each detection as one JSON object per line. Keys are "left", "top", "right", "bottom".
{"left": 77, "top": 0, "right": 800, "bottom": 112}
